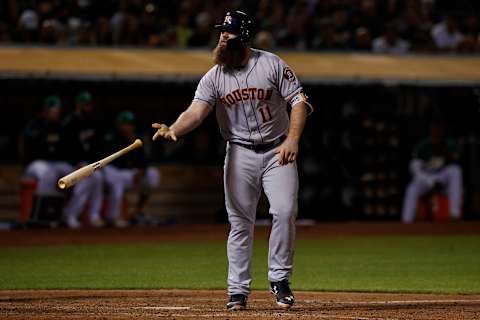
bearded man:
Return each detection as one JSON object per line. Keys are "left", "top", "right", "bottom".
{"left": 152, "top": 11, "right": 313, "bottom": 310}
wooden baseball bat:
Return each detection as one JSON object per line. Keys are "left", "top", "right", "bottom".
{"left": 57, "top": 139, "right": 143, "bottom": 190}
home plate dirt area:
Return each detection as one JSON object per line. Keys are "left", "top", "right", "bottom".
{"left": 1, "top": 289, "right": 480, "bottom": 320}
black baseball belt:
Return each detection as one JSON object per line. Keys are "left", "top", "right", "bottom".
{"left": 229, "top": 135, "right": 286, "bottom": 153}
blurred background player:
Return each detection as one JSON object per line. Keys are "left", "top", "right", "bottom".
{"left": 21, "top": 95, "right": 71, "bottom": 197}
{"left": 62, "top": 91, "right": 105, "bottom": 228}
{"left": 103, "top": 111, "right": 160, "bottom": 227}
{"left": 401, "top": 120, "right": 463, "bottom": 223}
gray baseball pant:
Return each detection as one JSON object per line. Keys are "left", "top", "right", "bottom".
{"left": 224, "top": 142, "right": 298, "bottom": 296}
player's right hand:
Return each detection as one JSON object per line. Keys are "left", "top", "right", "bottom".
{"left": 152, "top": 123, "right": 178, "bottom": 142}
{"left": 275, "top": 137, "right": 299, "bottom": 166}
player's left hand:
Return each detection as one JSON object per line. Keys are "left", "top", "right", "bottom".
{"left": 276, "top": 138, "right": 298, "bottom": 165}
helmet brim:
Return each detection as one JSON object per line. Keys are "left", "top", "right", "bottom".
{"left": 214, "top": 24, "right": 238, "bottom": 33}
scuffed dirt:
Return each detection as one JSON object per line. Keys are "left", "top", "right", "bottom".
{"left": 1, "top": 290, "right": 480, "bottom": 320}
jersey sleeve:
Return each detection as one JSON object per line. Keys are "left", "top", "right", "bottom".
{"left": 275, "top": 56, "right": 313, "bottom": 114}
{"left": 275, "top": 57, "right": 303, "bottom": 102}
{"left": 193, "top": 70, "right": 217, "bottom": 110}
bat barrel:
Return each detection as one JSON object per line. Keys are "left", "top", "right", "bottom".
{"left": 58, "top": 179, "right": 68, "bottom": 190}
{"left": 57, "top": 164, "right": 95, "bottom": 189}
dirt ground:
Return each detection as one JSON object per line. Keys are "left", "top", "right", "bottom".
{"left": 1, "top": 222, "right": 480, "bottom": 319}
{"left": 1, "top": 289, "right": 479, "bottom": 320}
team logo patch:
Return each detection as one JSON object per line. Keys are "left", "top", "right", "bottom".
{"left": 283, "top": 67, "right": 296, "bottom": 82}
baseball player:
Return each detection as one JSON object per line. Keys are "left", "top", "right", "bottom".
{"left": 62, "top": 91, "right": 105, "bottom": 228}
{"left": 21, "top": 96, "right": 72, "bottom": 197}
{"left": 103, "top": 111, "right": 160, "bottom": 228}
{"left": 152, "top": 11, "right": 312, "bottom": 310}
{"left": 401, "top": 120, "right": 463, "bottom": 223}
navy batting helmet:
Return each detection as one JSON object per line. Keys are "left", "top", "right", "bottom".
{"left": 214, "top": 11, "right": 255, "bottom": 43}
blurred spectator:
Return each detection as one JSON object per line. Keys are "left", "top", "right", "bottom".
{"left": 110, "top": 4, "right": 127, "bottom": 44}
{"left": 253, "top": 30, "right": 275, "bottom": 50}
{"left": 456, "top": 14, "right": 480, "bottom": 53}
{"left": 373, "top": 22, "right": 410, "bottom": 54}
{"left": 188, "top": 11, "right": 212, "bottom": 47}
{"left": 103, "top": 111, "right": 160, "bottom": 228}
{"left": 256, "top": 0, "right": 273, "bottom": 31}
{"left": 431, "top": 15, "right": 464, "bottom": 52}
{"left": 401, "top": 120, "right": 463, "bottom": 223}
{"left": 330, "top": 9, "right": 352, "bottom": 49}
{"left": 62, "top": 91, "right": 105, "bottom": 228}
{"left": 311, "top": 18, "right": 336, "bottom": 49}
{"left": 311, "top": 7, "right": 352, "bottom": 50}
{"left": 118, "top": 14, "right": 141, "bottom": 45}
{"left": 356, "top": 0, "right": 383, "bottom": 38}
{"left": 399, "top": 1, "right": 434, "bottom": 51}
{"left": 0, "top": 22, "right": 11, "bottom": 43}
{"left": 94, "top": 17, "right": 113, "bottom": 45}
{"left": 39, "top": 18, "right": 63, "bottom": 44}
{"left": 174, "top": 11, "right": 193, "bottom": 48}
{"left": 352, "top": 27, "right": 372, "bottom": 51}
{"left": 277, "top": 2, "right": 310, "bottom": 49}
{"left": 140, "top": 2, "right": 172, "bottom": 47}
{"left": 456, "top": 35, "right": 478, "bottom": 53}
{"left": 0, "top": 0, "right": 479, "bottom": 53}
{"left": 409, "top": 25, "right": 436, "bottom": 52}
{"left": 261, "top": 2, "right": 286, "bottom": 41}
{"left": 462, "top": 14, "right": 479, "bottom": 39}
{"left": 18, "top": 7, "right": 39, "bottom": 42}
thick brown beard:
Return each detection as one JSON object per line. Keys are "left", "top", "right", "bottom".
{"left": 213, "top": 43, "right": 248, "bottom": 69}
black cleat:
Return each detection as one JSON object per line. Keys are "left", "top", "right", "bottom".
{"left": 270, "top": 280, "right": 295, "bottom": 309}
{"left": 226, "top": 294, "right": 247, "bottom": 311}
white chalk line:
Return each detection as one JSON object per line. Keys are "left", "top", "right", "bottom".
{"left": 137, "top": 306, "right": 191, "bottom": 310}
{"left": 314, "top": 316, "right": 397, "bottom": 320}
{"left": 162, "top": 314, "right": 398, "bottom": 320}
{"left": 302, "top": 299, "right": 480, "bottom": 305}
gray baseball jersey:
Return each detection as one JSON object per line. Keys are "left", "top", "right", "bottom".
{"left": 192, "top": 48, "right": 307, "bottom": 297}
{"left": 193, "top": 49, "right": 305, "bottom": 145}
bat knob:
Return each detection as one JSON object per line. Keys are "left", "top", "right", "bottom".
{"left": 134, "top": 139, "right": 143, "bottom": 147}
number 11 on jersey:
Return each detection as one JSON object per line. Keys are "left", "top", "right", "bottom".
{"left": 259, "top": 105, "right": 273, "bottom": 123}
